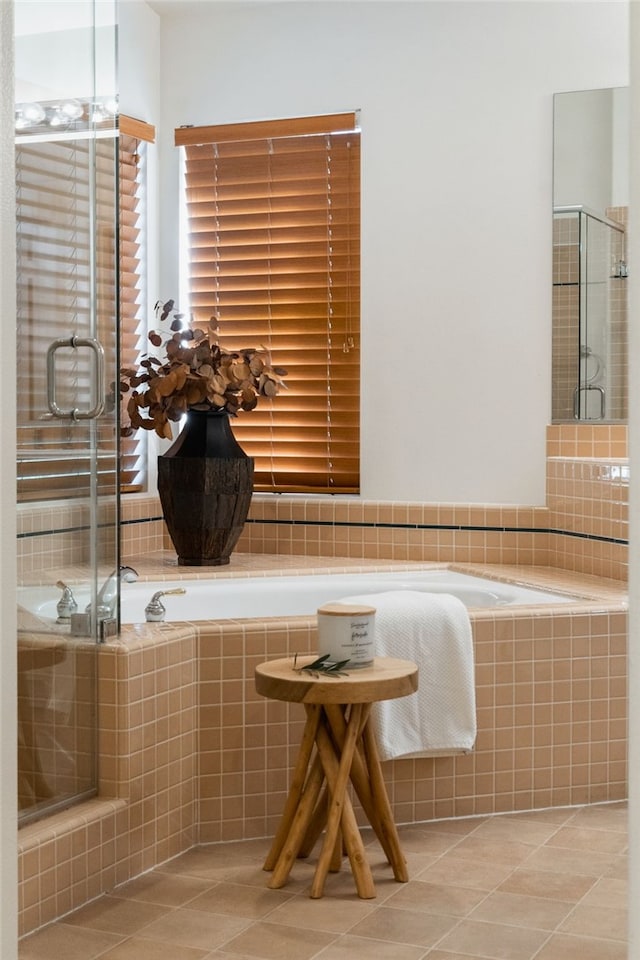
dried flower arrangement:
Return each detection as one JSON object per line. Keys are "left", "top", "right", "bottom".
{"left": 120, "top": 299, "right": 287, "bottom": 440}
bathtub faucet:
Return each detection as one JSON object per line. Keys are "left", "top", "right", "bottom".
{"left": 89, "top": 565, "right": 139, "bottom": 620}
{"left": 144, "top": 587, "right": 187, "bottom": 622}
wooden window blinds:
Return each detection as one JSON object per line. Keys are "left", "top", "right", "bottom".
{"left": 175, "top": 112, "right": 361, "bottom": 493}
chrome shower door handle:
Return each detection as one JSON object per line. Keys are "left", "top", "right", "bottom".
{"left": 46, "top": 336, "right": 106, "bottom": 420}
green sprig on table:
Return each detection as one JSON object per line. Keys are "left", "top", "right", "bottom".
{"left": 294, "top": 653, "right": 351, "bottom": 677}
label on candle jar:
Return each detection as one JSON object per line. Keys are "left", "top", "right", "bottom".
{"left": 317, "top": 602, "right": 376, "bottom": 668}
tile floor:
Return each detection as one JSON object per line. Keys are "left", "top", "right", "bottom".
{"left": 19, "top": 802, "right": 628, "bottom": 960}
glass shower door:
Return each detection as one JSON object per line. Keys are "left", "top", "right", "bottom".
{"left": 15, "top": 0, "right": 119, "bottom": 823}
{"left": 552, "top": 206, "right": 627, "bottom": 422}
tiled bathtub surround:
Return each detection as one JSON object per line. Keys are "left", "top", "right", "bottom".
{"left": 18, "top": 564, "right": 628, "bottom": 937}
{"left": 197, "top": 595, "right": 627, "bottom": 843}
{"left": 17, "top": 424, "right": 629, "bottom": 583}
{"left": 546, "top": 424, "right": 628, "bottom": 581}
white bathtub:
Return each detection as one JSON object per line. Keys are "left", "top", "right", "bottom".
{"left": 21, "top": 568, "right": 573, "bottom": 626}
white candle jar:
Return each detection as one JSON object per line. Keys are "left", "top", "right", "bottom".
{"left": 317, "top": 602, "right": 376, "bottom": 668}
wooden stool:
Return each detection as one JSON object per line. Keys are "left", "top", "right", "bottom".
{"left": 255, "top": 655, "right": 418, "bottom": 899}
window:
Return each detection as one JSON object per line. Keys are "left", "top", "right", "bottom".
{"left": 176, "top": 112, "right": 361, "bottom": 493}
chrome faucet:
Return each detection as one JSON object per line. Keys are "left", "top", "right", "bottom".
{"left": 87, "top": 565, "right": 138, "bottom": 620}
{"left": 144, "top": 587, "right": 186, "bottom": 622}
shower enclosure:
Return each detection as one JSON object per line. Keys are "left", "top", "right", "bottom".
{"left": 15, "top": 1, "right": 120, "bottom": 824}
{"left": 552, "top": 205, "right": 627, "bottom": 421}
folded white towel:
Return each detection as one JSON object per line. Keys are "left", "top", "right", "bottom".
{"left": 343, "top": 590, "right": 477, "bottom": 761}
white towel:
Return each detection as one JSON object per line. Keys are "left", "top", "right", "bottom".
{"left": 343, "top": 590, "right": 477, "bottom": 761}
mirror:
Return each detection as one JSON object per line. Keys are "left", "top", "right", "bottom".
{"left": 552, "top": 87, "right": 628, "bottom": 422}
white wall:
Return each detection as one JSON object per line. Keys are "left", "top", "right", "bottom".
{"left": 15, "top": 0, "right": 117, "bottom": 102}
{"left": 147, "top": 0, "right": 628, "bottom": 505}
{"left": 554, "top": 86, "right": 629, "bottom": 213}
{"left": 612, "top": 85, "right": 630, "bottom": 207}
{"left": 117, "top": 1, "right": 160, "bottom": 127}
{"left": 554, "top": 88, "right": 615, "bottom": 211}
{"left": 118, "top": 0, "right": 163, "bottom": 485}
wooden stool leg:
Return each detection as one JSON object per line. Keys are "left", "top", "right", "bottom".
{"left": 311, "top": 704, "right": 376, "bottom": 899}
{"left": 330, "top": 826, "right": 343, "bottom": 872}
{"left": 298, "top": 785, "right": 328, "bottom": 858}
{"left": 362, "top": 718, "right": 408, "bottom": 882}
{"left": 324, "top": 703, "right": 397, "bottom": 865}
{"left": 267, "top": 753, "right": 325, "bottom": 889}
{"left": 263, "top": 704, "right": 321, "bottom": 871}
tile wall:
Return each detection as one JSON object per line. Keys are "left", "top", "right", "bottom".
{"left": 552, "top": 212, "right": 580, "bottom": 422}
{"left": 197, "top": 603, "right": 627, "bottom": 842}
{"left": 17, "top": 424, "right": 629, "bottom": 584}
{"left": 18, "top": 592, "right": 628, "bottom": 936}
{"left": 18, "top": 625, "right": 198, "bottom": 936}
{"left": 18, "top": 637, "right": 96, "bottom": 816}
{"left": 546, "top": 424, "right": 628, "bottom": 580}
{"left": 15, "top": 421, "right": 630, "bottom": 937}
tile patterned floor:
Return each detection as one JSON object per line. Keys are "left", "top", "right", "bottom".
{"left": 19, "top": 802, "right": 628, "bottom": 960}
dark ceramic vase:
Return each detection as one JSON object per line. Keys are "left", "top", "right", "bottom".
{"left": 157, "top": 409, "right": 254, "bottom": 566}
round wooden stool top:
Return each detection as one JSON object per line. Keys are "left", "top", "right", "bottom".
{"left": 255, "top": 656, "right": 418, "bottom": 705}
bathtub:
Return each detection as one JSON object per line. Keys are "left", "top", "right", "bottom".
{"left": 22, "top": 568, "right": 574, "bottom": 626}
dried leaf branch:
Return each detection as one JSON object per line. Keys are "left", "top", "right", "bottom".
{"left": 294, "top": 653, "right": 351, "bottom": 678}
{"left": 120, "top": 299, "right": 288, "bottom": 440}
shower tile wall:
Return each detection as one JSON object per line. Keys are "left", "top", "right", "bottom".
{"left": 552, "top": 208, "right": 627, "bottom": 423}
{"left": 17, "top": 501, "right": 116, "bottom": 580}
{"left": 608, "top": 206, "right": 629, "bottom": 421}
{"left": 552, "top": 214, "right": 580, "bottom": 421}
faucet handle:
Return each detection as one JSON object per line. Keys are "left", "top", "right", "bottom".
{"left": 56, "top": 581, "right": 78, "bottom": 622}
{"left": 120, "top": 565, "right": 138, "bottom": 583}
{"left": 144, "top": 587, "right": 186, "bottom": 623}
